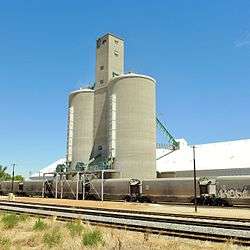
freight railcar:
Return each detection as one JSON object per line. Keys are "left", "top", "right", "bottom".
{"left": 22, "top": 180, "right": 43, "bottom": 196}
{"left": 216, "top": 176, "right": 250, "bottom": 205}
{"left": 141, "top": 178, "right": 199, "bottom": 203}
{"left": 86, "top": 178, "right": 140, "bottom": 201}
{"left": 0, "top": 181, "right": 20, "bottom": 195}
{"left": 51, "top": 180, "right": 82, "bottom": 199}
{"left": 0, "top": 175, "right": 249, "bottom": 206}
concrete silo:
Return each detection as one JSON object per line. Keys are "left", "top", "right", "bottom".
{"left": 66, "top": 88, "right": 94, "bottom": 169}
{"left": 92, "top": 33, "right": 124, "bottom": 160}
{"left": 108, "top": 73, "right": 156, "bottom": 179}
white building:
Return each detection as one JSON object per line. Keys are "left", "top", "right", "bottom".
{"left": 157, "top": 138, "right": 250, "bottom": 177}
{"left": 29, "top": 158, "right": 66, "bottom": 180}
{"left": 30, "top": 138, "right": 250, "bottom": 180}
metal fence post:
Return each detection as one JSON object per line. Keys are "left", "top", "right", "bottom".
{"left": 101, "top": 170, "right": 104, "bottom": 202}
{"left": 42, "top": 173, "right": 45, "bottom": 198}
{"left": 76, "top": 172, "right": 79, "bottom": 200}
{"left": 193, "top": 146, "right": 198, "bottom": 213}
{"left": 55, "top": 173, "right": 58, "bottom": 199}
{"left": 82, "top": 174, "right": 85, "bottom": 200}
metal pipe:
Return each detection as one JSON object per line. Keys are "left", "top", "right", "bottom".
{"left": 42, "top": 173, "right": 45, "bottom": 198}
{"left": 11, "top": 164, "right": 15, "bottom": 193}
{"left": 101, "top": 170, "right": 104, "bottom": 202}
{"left": 193, "top": 146, "right": 197, "bottom": 213}
{"left": 76, "top": 172, "right": 79, "bottom": 200}
{"left": 82, "top": 174, "right": 85, "bottom": 200}
{"left": 60, "top": 175, "right": 63, "bottom": 199}
{"left": 55, "top": 173, "right": 58, "bottom": 199}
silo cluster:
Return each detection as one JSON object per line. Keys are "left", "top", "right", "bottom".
{"left": 66, "top": 33, "right": 156, "bottom": 179}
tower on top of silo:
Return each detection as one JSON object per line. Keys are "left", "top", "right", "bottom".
{"left": 95, "top": 33, "right": 124, "bottom": 89}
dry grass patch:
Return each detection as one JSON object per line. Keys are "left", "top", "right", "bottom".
{"left": 1, "top": 214, "right": 19, "bottom": 229}
{"left": 0, "top": 235, "right": 11, "bottom": 250}
{"left": 43, "top": 227, "right": 62, "bottom": 248}
{"left": 0, "top": 212, "right": 248, "bottom": 250}
{"left": 66, "top": 220, "right": 84, "bottom": 237}
{"left": 18, "top": 213, "right": 30, "bottom": 222}
{"left": 82, "top": 228, "right": 103, "bottom": 247}
{"left": 33, "top": 218, "right": 47, "bottom": 231}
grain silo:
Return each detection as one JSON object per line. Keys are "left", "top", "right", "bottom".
{"left": 66, "top": 88, "right": 94, "bottom": 170}
{"left": 66, "top": 33, "right": 157, "bottom": 179}
{"left": 108, "top": 73, "right": 156, "bottom": 179}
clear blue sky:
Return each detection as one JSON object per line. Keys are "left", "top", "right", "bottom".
{"left": 1, "top": 1, "right": 250, "bottom": 177}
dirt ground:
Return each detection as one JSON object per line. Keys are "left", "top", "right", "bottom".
{"left": 0, "top": 213, "right": 249, "bottom": 250}
{"left": 1, "top": 196, "right": 250, "bottom": 220}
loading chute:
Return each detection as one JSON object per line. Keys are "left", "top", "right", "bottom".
{"left": 156, "top": 117, "right": 179, "bottom": 160}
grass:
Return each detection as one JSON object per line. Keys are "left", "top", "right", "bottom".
{"left": 43, "top": 228, "right": 62, "bottom": 248}
{"left": 0, "top": 213, "right": 247, "bottom": 250}
{"left": 33, "top": 218, "right": 47, "bottom": 231}
{"left": 0, "top": 236, "right": 11, "bottom": 250}
{"left": 82, "top": 229, "right": 103, "bottom": 247}
{"left": 18, "top": 213, "right": 29, "bottom": 222}
{"left": 66, "top": 220, "right": 84, "bottom": 237}
{"left": 1, "top": 213, "right": 19, "bottom": 229}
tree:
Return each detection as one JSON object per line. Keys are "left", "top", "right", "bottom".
{"left": 0, "top": 165, "right": 24, "bottom": 181}
{"left": 14, "top": 175, "right": 24, "bottom": 181}
{"left": 0, "top": 165, "right": 11, "bottom": 181}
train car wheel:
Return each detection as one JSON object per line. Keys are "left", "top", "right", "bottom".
{"left": 124, "top": 195, "right": 131, "bottom": 202}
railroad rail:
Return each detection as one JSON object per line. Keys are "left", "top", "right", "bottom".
{"left": 0, "top": 201, "right": 249, "bottom": 246}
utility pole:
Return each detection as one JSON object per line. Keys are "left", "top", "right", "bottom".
{"left": 193, "top": 146, "right": 197, "bottom": 213}
{"left": 11, "top": 163, "right": 16, "bottom": 193}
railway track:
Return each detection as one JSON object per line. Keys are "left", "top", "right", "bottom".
{"left": 0, "top": 200, "right": 249, "bottom": 246}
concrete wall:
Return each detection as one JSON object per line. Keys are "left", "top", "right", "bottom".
{"left": 108, "top": 74, "right": 156, "bottom": 179}
{"left": 95, "top": 33, "right": 124, "bottom": 89}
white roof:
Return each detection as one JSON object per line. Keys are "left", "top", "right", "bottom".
{"left": 30, "top": 158, "right": 66, "bottom": 179}
{"left": 156, "top": 138, "right": 250, "bottom": 172}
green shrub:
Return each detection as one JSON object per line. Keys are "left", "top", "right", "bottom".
{"left": 33, "top": 218, "right": 47, "bottom": 231}
{"left": 1, "top": 214, "right": 19, "bottom": 229}
{"left": 43, "top": 228, "right": 62, "bottom": 248}
{"left": 66, "top": 220, "right": 84, "bottom": 237}
{"left": 82, "top": 229, "right": 103, "bottom": 247}
{"left": 0, "top": 236, "right": 11, "bottom": 250}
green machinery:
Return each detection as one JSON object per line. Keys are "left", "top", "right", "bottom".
{"left": 57, "top": 117, "right": 180, "bottom": 173}
{"left": 156, "top": 117, "right": 180, "bottom": 160}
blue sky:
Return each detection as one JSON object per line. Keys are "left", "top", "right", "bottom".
{"left": 0, "top": 1, "right": 250, "bottom": 177}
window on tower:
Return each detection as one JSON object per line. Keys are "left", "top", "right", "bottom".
{"left": 100, "top": 80, "right": 104, "bottom": 84}
{"left": 114, "top": 50, "right": 119, "bottom": 56}
{"left": 96, "top": 39, "right": 101, "bottom": 48}
{"left": 100, "top": 66, "right": 104, "bottom": 70}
